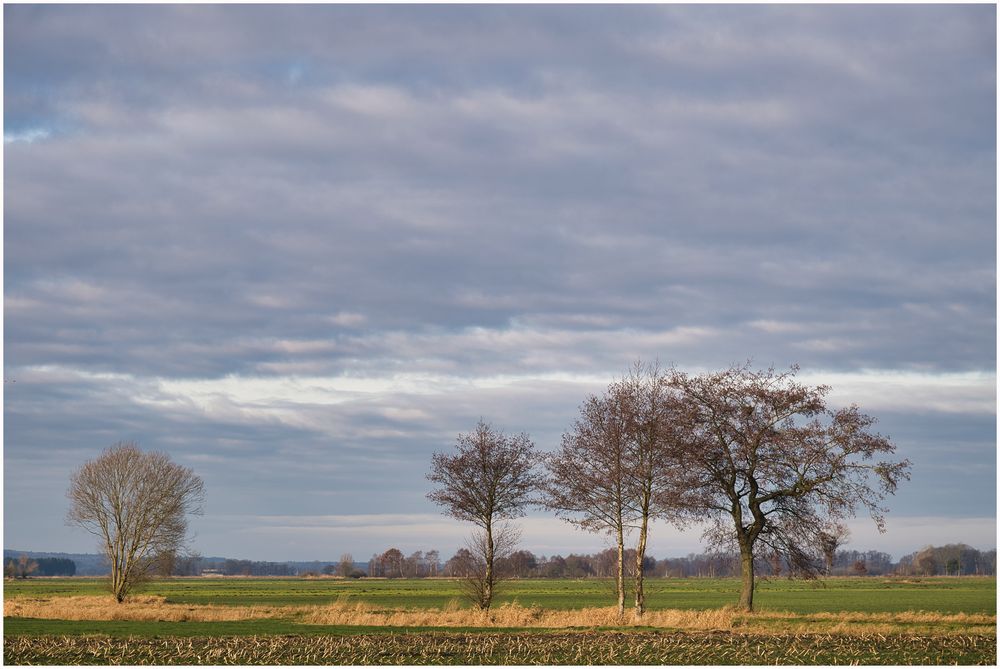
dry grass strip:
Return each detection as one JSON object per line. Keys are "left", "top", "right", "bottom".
{"left": 3, "top": 596, "right": 282, "bottom": 623}
{"left": 6, "top": 595, "right": 996, "bottom": 635}
{"left": 300, "top": 600, "right": 996, "bottom": 635}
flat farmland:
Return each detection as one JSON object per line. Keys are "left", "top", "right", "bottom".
{"left": 5, "top": 576, "right": 996, "bottom": 665}
{"left": 5, "top": 575, "right": 995, "bottom": 612}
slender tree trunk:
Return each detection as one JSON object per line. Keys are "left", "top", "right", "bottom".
{"left": 616, "top": 525, "right": 626, "bottom": 618}
{"left": 483, "top": 521, "right": 494, "bottom": 611}
{"left": 738, "top": 543, "right": 755, "bottom": 612}
{"left": 634, "top": 513, "right": 649, "bottom": 616}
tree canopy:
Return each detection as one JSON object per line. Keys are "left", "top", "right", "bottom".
{"left": 667, "top": 364, "right": 911, "bottom": 610}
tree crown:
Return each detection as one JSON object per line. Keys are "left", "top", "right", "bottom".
{"left": 426, "top": 419, "right": 541, "bottom": 528}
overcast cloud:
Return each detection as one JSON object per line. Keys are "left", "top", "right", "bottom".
{"left": 4, "top": 5, "right": 996, "bottom": 562}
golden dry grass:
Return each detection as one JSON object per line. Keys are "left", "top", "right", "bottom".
{"left": 6, "top": 595, "right": 995, "bottom": 636}
{"left": 3, "top": 595, "right": 282, "bottom": 623}
{"left": 299, "top": 600, "right": 996, "bottom": 635}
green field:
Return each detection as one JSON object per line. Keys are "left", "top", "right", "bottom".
{"left": 5, "top": 575, "right": 996, "bottom": 613}
{"left": 5, "top": 576, "right": 996, "bottom": 664}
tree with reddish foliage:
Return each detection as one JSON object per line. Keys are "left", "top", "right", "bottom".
{"left": 426, "top": 420, "right": 541, "bottom": 610}
{"left": 667, "top": 364, "right": 910, "bottom": 612}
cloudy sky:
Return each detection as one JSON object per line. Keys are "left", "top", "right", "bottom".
{"left": 4, "top": 5, "right": 996, "bottom": 563}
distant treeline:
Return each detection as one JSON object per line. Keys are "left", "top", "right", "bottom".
{"left": 895, "top": 544, "right": 997, "bottom": 577}
{"left": 3, "top": 551, "right": 106, "bottom": 576}
{"left": 7, "top": 543, "right": 997, "bottom": 578}
{"left": 4, "top": 556, "right": 77, "bottom": 577}
{"left": 365, "top": 543, "right": 997, "bottom": 579}
{"left": 170, "top": 557, "right": 296, "bottom": 576}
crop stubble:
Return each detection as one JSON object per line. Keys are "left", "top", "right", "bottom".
{"left": 5, "top": 631, "right": 997, "bottom": 665}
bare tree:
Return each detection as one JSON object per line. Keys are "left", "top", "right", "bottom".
{"left": 460, "top": 523, "right": 520, "bottom": 609}
{"left": 545, "top": 362, "right": 686, "bottom": 617}
{"left": 617, "top": 361, "right": 688, "bottom": 616}
{"left": 425, "top": 549, "right": 440, "bottom": 577}
{"left": 915, "top": 547, "right": 938, "bottom": 576}
{"left": 67, "top": 441, "right": 205, "bottom": 602}
{"left": 426, "top": 419, "right": 541, "bottom": 610}
{"left": 507, "top": 549, "right": 537, "bottom": 578}
{"left": 818, "top": 523, "right": 851, "bottom": 576}
{"left": 668, "top": 364, "right": 910, "bottom": 611}
{"left": 444, "top": 548, "right": 477, "bottom": 577}
{"left": 379, "top": 548, "right": 404, "bottom": 578}
{"left": 338, "top": 553, "right": 354, "bottom": 578}
{"left": 11, "top": 554, "right": 38, "bottom": 579}
{"left": 543, "top": 389, "right": 637, "bottom": 617}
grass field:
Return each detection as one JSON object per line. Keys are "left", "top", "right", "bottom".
{"left": 5, "top": 575, "right": 995, "bottom": 613}
{"left": 5, "top": 576, "right": 996, "bottom": 664}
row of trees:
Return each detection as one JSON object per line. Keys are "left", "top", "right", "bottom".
{"left": 5, "top": 556, "right": 77, "bottom": 578}
{"left": 367, "top": 549, "right": 442, "bottom": 578}
{"left": 456, "top": 547, "right": 992, "bottom": 579}
{"left": 12, "top": 544, "right": 995, "bottom": 580}
{"left": 62, "top": 362, "right": 910, "bottom": 607}
{"left": 897, "top": 544, "right": 998, "bottom": 577}
{"left": 427, "top": 362, "right": 910, "bottom": 614}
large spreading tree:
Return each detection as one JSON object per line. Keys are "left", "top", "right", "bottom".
{"left": 667, "top": 364, "right": 910, "bottom": 611}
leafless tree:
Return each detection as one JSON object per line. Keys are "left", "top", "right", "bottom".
{"left": 338, "top": 553, "right": 354, "bottom": 578}
{"left": 617, "top": 361, "right": 688, "bottom": 616}
{"left": 915, "top": 546, "right": 938, "bottom": 576}
{"left": 67, "top": 441, "right": 205, "bottom": 602}
{"left": 444, "top": 548, "right": 477, "bottom": 577}
{"left": 9, "top": 554, "right": 38, "bottom": 579}
{"left": 818, "top": 523, "right": 851, "bottom": 576}
{"left": 667, "top": 364, "right": 910, "bottom": 611}
{"left": 426, "top": 419, "right": 541, "bottom": 610}
{"left": 379, "top": 548, "right": 404, "bottom": 578}
{"left": 543, "top": 388, "right": 637, "bottom": 617}
{"left": 460, "top": 523, "right": 520, "bottom": 609}
{"left": 404, "top": 551, "right": 424, "bottom": 577}
{"left": 425, "top": 549, "right": 440, "bottom": 577}
{"left": 544, "top": 362, "right": 687, "bottom": 617}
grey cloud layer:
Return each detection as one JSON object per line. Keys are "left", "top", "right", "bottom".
{"left": 7, "top": 5, "right": 994, "bottom": 377}
{"left": 4, "top": 5, "right": 995, "bottom": 557}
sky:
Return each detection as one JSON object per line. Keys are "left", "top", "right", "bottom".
{"left": 4, "top": 4, "right": 996, "bottom": 563}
